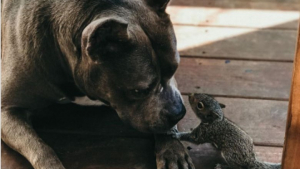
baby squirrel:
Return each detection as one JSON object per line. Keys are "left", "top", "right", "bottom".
{"left": 172, "top": 93, "right": 281, "bottom": 169}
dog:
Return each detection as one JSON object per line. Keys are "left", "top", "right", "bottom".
{"left": 1, "top": 0, "right": 195, "bottom": 169}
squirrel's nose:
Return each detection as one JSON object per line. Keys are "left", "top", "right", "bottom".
{"left": 213, "top": 110, "right": 224, "bottom": 121}
{"left": 188, "top": 94, "right": 195, "bottom": 103}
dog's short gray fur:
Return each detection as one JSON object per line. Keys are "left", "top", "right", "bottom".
{"left": 1, "top": 0, "right": 194, "bottom": 168}
{"left": 173, "top": 94, "right": 281, "bottom": 169}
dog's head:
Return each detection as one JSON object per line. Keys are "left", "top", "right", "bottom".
{"left": 75, "top": 0, "right": 185, "bottom": 133}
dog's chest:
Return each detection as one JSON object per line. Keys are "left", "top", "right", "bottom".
{"left": 57, "top": 82, "right": 107, "bottom": 106}
{"left": 73, "top": 96, "right": 107, "bottom": 106}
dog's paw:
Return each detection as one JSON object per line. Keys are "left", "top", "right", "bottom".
{"left": 214, "top": 164, "right": 222, "bottom": 169}
{"left": 155, "top": 135, "right": 195, "bottom": 169}
{"left": 214, "top": 164, "right": 231, "bottom": 169}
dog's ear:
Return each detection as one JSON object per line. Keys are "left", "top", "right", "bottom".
{"left": 146, "top": 0, "right": 170, "bottom": 12}
{"left": 219, "top": 103, "right": 226, "bottom": 109}
{"left": 82, "top": 17, "right": 130, "bottom": 61}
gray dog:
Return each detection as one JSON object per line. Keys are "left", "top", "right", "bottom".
{"left": 1, "top": 0, "right": 194, "bottom": 169}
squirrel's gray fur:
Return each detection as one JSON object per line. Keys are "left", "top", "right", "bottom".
{"left": 173, "top": 93, "right": 281, "bottom": 169}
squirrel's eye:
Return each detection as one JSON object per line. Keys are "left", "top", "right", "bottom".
{"left": 197, "top": 102, "right": 204, "bottom": 110}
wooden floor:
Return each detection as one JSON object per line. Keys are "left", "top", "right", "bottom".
{"left": 2, "top": 0, "right": 299, "bottom": 169}
{"left": 172, "top": 0, "right": 299, "bottom": 164}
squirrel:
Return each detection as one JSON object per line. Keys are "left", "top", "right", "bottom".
{"left": 171, "top": 93, "right": 281, "bottom": 169}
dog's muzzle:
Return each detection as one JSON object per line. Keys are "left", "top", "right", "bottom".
{"left": 164, "top": 99, "right": 186, "bottom": 124}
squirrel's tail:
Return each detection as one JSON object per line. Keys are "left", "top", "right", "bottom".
{"left": 249, "top": 161, "right": 281, "bottom": 169}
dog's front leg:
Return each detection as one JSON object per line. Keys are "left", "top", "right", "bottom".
{"left": 1, "top": 107, "right": 65, "bottom": 169}
{"left": 154, "top": 131, "right": 195, "bottom": 169}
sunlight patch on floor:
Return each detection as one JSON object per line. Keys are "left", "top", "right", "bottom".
{"left": 167, "top": 6, "right": 300, "bottom": 28}
{"left": 167, "top": 6, "right": 299, "bottom": 52}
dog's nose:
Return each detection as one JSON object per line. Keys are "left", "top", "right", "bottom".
{"left": 166, "top": 102, "right": 186, "bottom": 123}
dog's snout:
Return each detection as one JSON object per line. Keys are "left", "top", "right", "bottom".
{"left": 159, "top": 85, "right": 186, "bottom": 126}
{"left": 165, "top": 102, "right": 186, "bottom": 123}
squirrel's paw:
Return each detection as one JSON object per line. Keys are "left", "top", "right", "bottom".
{"left": 166, "top": 129, "right": 179, "bottom": 138}
{"left": 166, "top": 132, "right": 179, "bottom": 139}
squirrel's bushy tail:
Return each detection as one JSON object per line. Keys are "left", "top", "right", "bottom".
{"left": 249, "top": 161, "right": 281, "bottom": 169}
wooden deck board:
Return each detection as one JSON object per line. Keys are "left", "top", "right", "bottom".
{"left": 1, "top": 134, "right": 282, "bottom": 169}
{"left": 168, "top": 7, "right": 299, "bottom": 29}
{"left": 176, "top": 58, "right": 293, "bottom": 98}
{"left": 169, "top": 0, "right": 300, "bottom": 11}
{"left": 254, "top": 146, "right": 283, "bottom": 163}
{"left": 174, "top": 26, "right": 298, "bottom": 60}
{"left": 178, "top": 96, "right": 288, "bottom": 146}
{"left": 183, "top": 142, "right": 282, "bottom": 164}
{"left": 31, "top": 104, "right": 151, "bottom": 138}
{"left": 1, "top": 136, "right": 157, "bottom": 169}
{"left": 32, "top": 97, "right": 288, "bottom": 147}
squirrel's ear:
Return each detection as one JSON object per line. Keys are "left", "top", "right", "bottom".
{"left": 219, "top": 103, "right": 226, "bottom": 108}
{"left": 204, "top": 93, "right": 215, "bottom": 99}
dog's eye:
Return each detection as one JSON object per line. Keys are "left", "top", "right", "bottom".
{"left": 197, "top": 102, "right": 205, "bottom": 110}
{"left": 129, "top": 88, "right": 151, "bottom": 99}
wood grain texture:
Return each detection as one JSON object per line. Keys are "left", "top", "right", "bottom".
{"left": 1, "top": 136, "right": 282, "bottom": 169}
{"left": 2, "top": 101, "right": 283, "bottom": 168}
{"left": 282, "top": 24, "right": 300, "bottom": 169}
{"left": 175, "top": 58, "right": 293, "bottom": 99}
{"left": 254, "top": 146, "right": 283, "bottom": 163}
{"left": 174, "top": 25, "right": 298, "bottom": 60}
{"left": 1, "top": 135, "right": 157, "bottom": 169}
{"left": 31, "top": 104, "right": 151, "bottom": 138}
{"left": 169, "top": 0, "right": 300, "bottom": 11}
{"left": 178, "top": 96, "right": 288, "bottom": 146}
{"left": 182, "top": 142, "right": 283, "bottom": 165}
{"left": 168, "top": 7, "right": 299, "bottom": 29}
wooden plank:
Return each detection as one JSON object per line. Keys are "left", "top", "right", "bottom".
{"left": 169, "top": 0, "right": 300, "bottom": 11}
{"left": 178, "top": 96, "right": 288, "bottom": 146}
{"left": 167, "top": 6, "right": 299, "bottom": 29}
{"left": 182, "top": 142, "right": 283, "bottom": 165}
{"left": 1, "top": 134, "right": 282, "bottom": 169}
{"left": 175, "top": 58, "right": 293, "bottom": 98}
{"left": 254, "top": 146, "right": 283, "bottom": 163}
{"left": 282, "top": 24, "right": 300, "bottom": 169}
{"left": 174, "top": 25, "right": 298, "bottom": 60}
{"left": 31, "top": 104, "right": 151, "bottom": 138}
{"left": 2, "top": 135, "right": 157, "bottom": 169}
{"left": 3, "top": 97, "right": 286, "bottom": 168}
